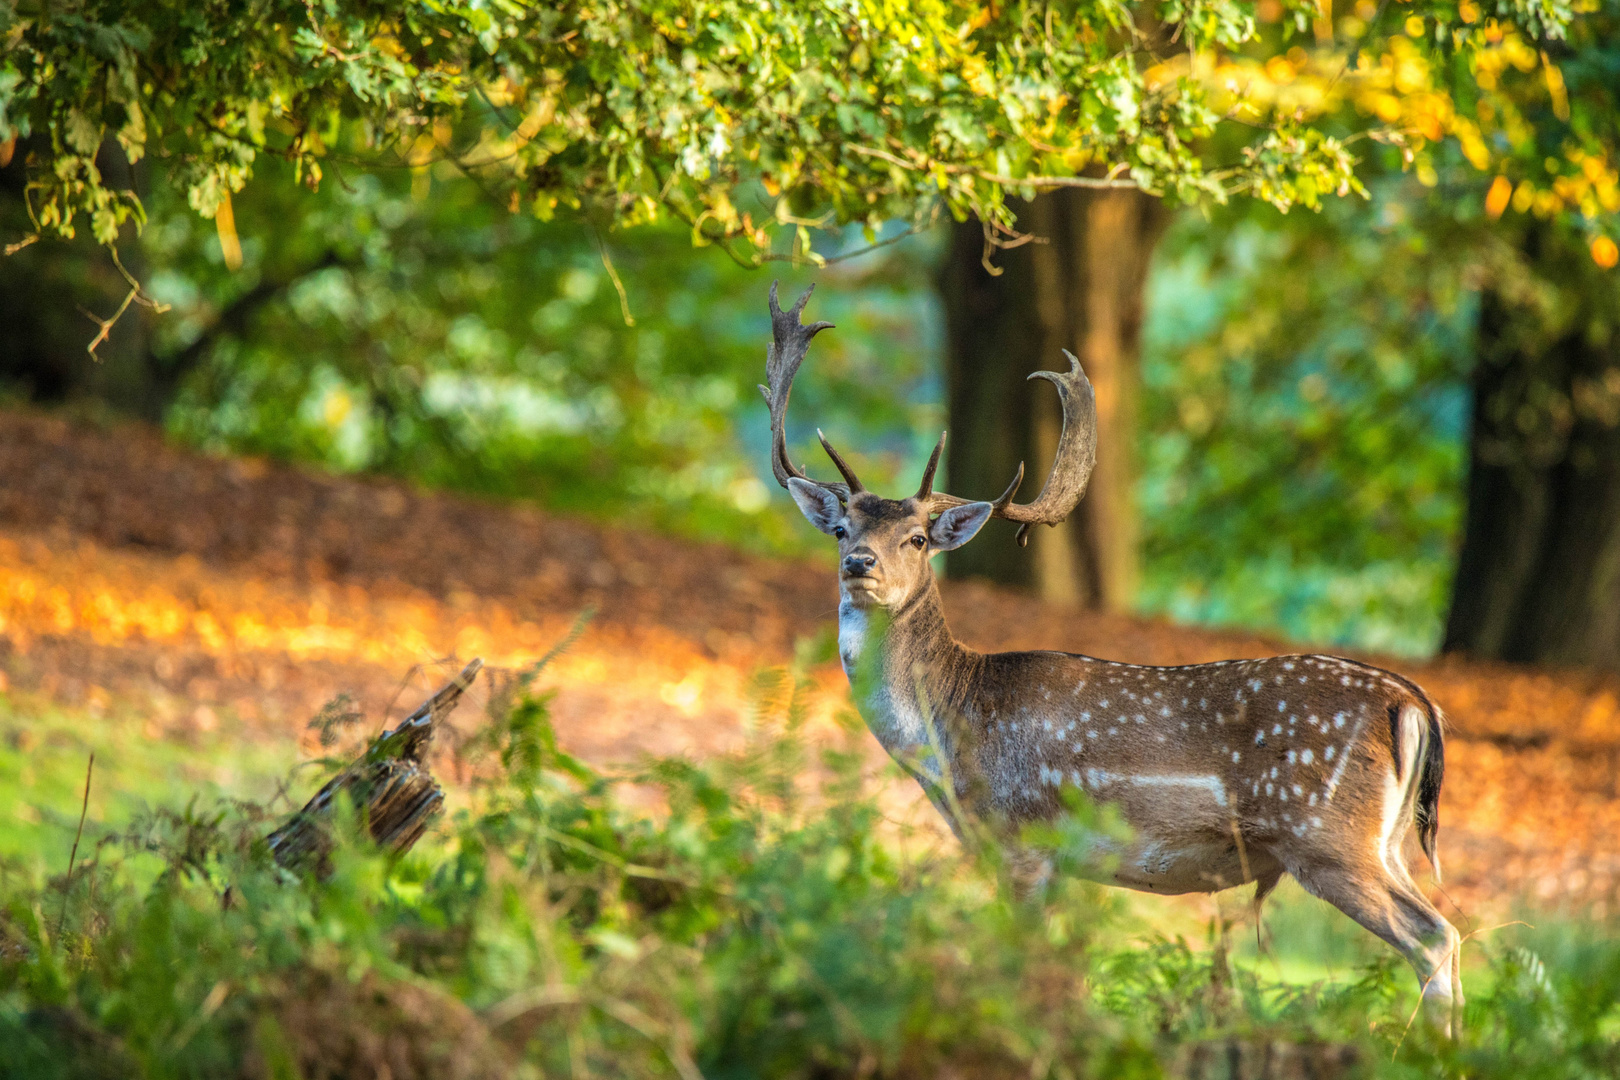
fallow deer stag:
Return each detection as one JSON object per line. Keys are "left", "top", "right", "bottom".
{"left": 761, "top": 283, "right": 1461, "bottom": 1032}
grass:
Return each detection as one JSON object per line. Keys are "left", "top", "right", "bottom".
{"left": 0, "top": 691, "right": 298, "bottom": 872}
{"left": 1, "top": 667, "right": 1619, "bottom": 1079}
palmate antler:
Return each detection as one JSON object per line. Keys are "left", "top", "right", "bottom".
{"left": 761, "top": 281, "right": 855, "bottom": 498}
{"left": 761, "top": 282, "right": 1098, "bottom": 544}
{"left": 921, "top": 351, "right": 1098, "bottom": 546}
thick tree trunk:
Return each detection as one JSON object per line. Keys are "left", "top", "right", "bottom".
{"left": 1443, "top": 233, "right": 1620, "bottom": 674}
{"left": 937, "top": 189, "right": 1163, "bottom": 610}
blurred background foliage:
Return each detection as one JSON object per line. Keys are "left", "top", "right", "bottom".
{"left": 1137, "top": 181, "right": 1477, "bottom": 655}
{"left": 4, "top": 151, "right": 1472, "bottom": 654}
{"left": 52, "top": 158, "right": 948, "bottom": 560}
{"left": 3, "top": 0, "right": 1618, "bottom": 659}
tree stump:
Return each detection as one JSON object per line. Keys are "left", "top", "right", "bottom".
{"left": 268, "top": 660, "right": 482, "bottom": 875}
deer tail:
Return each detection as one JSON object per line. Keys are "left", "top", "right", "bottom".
{"left": 1403, "top": 695, "right": 1446, "bottom": 884}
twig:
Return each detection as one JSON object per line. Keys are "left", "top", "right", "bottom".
{"left": 1391, "top": 920, "right": 1530, "bottom": 1057}
{"left": 484, "top": 982, "right": 582, "bottom": 1028}
{"left": 759, "top": 209, "right": 938, "bottom": 267}
{"left": 381, "top": 660, "right": 432, "bottom": 727}
{"left": 56, "top": 752, "right": 95, "bottom": 938}
{"left": 846, "top": 143, "right": 1140, "bottom": 190}
{"left": 595, "top": 995, "right": 707, "bottom": 1080}
{"left": 591, "top": 226, "right": 635, "bottom": 326}
{"left": 4, "top": 234, "right": 38, "bottom": 256}
{"left": 512, "top": 608, "right": 595, "bottom": 698}
{"left": 80, "top": 249, "right": 172, "bottom": 360}
{"left": 112, "top": 249, "right": 170, "bottom": 313}
{"left": 80, "top": 291, "right": 139, "bottom": 361}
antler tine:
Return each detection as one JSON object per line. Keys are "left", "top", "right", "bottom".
{"left": 915, "top": 431, "right": 946, "bottom": 500}
{"left": 817, "top": 429, "right": 865, "bottom": 493}
{"left": 927, "top": 350, "right": 1096, "bottom": 546}
{"left": 989, "top": 460, "right": 1025, "bottom": 508}
{"left": 759, "top": 282, "right": 845, "bottom": 498}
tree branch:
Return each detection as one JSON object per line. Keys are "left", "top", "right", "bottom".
{"left": 146, "top": 249, "right": 351, "bottom": 404}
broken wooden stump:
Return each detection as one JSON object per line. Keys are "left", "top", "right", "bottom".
{"left": 268, "top": 659, "right": 482, "bottom": 875}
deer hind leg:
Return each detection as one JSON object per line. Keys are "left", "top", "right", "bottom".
{"left": 1292, "top": 860, "right": 1462, "bottom": 1037}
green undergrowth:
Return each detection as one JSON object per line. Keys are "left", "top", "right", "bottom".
{"left": 1, "top": 668, "right": 1619, "bottom": 1080}
{"left": 0, "top": 691, "right": 298, "bottom": 873}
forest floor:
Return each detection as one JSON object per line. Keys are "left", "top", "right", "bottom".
{"left": 3, "top": 408, "right": 1618, "bottom": 921}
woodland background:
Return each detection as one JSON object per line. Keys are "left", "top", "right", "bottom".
{"left": 2, "top": 0, "right": 1620, "bottom": 1076}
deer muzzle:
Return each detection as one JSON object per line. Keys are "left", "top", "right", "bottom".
{"left": 842, "top": 553, "right": 877, "bottom": 576}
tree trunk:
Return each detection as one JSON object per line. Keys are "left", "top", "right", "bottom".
{"left": 1443, "top": 230, "right": 1620, "bottom": 674}
{"left": 937, "top": 188, "right": 1164, "bottom": 610}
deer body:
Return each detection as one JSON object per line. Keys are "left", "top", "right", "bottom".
{"left": 762, "top": 284, "right": 1463, "bottom": 1033}
{"left": 839, "top": 571, "right": 1436, "bottom": 893}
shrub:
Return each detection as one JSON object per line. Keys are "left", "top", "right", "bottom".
{"left": 1, "top": 665, "right": 1617, "bottom": 1078}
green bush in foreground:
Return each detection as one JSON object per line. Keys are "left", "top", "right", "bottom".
{"left": 1, "top": 668, "right": 1618, "bottom": 1079}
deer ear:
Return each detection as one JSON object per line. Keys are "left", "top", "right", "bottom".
{"left": 787, "top": 478, "right": 845, "bottom": 535}
{"left": 929, "top": 501, "right": 993, "bottom": 551}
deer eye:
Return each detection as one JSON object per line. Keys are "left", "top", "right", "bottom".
{"left": 910, "top": 535, "right": 927, "bottom": 550}
{"left": 833, "top": 525, "right": 846, "bottom": 539}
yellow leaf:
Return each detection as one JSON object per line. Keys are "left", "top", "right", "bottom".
{"left": 215, "top": 189, "right": 243, "bottom": 271}
{"left": 1541, "top": 52, "right": 1570, "bottom": 122}
{"left": 1484, "top": 175, "right": 1512, "bottom": 219}
{"left": 1593, "top": 236, "right": 1619, "bottom": 270}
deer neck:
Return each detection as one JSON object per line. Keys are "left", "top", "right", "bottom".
{"left": 838, "top": 578, "right": 977, "bottom": 775}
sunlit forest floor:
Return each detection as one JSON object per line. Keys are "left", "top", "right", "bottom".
{"left": 3, "top": 406, "right": 1619, "bottom": 925}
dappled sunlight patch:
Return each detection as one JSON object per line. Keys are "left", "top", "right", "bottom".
{"left": 0, "top": 531, "right": 852, "bottom": 762}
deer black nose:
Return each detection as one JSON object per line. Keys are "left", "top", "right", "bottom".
{"left": 842, "top": 553, "right": 876, "bottom": 576}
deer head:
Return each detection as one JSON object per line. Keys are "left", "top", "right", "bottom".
{"left": 762, "top": 281, "right": 1100, "bottom": 612}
